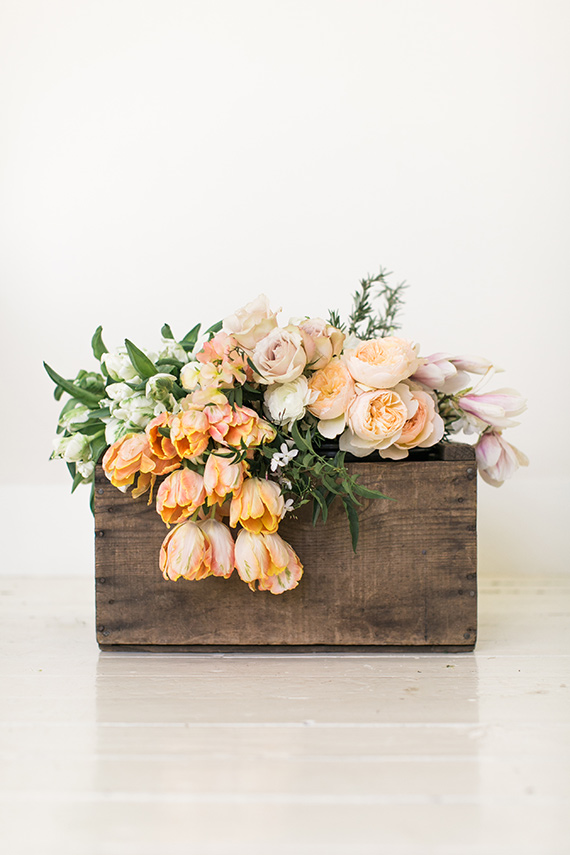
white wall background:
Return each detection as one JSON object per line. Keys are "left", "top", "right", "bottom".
{"left": 1, "top": 0, "right": 568, "bottom": 575}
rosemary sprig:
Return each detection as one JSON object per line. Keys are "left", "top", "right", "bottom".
{"left": 344, "top": 269, "right": 407, "bottom": 339}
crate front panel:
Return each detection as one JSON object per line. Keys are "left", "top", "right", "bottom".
{"left": 94, "top": 451, "right": 477, "bottom": 648}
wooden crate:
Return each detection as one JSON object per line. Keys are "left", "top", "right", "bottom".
{"left": 94, "top": 444, "right": 477, "bottom": 651}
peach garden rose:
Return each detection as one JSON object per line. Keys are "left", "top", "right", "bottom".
{"left": 378, "top": 386, "right": 445, "bottom": 460}
{"left": 344, "top": 336, "right": 421, "bottom": 389}
{"left": 339, "top": 383, "right": 416, "bottom": 456}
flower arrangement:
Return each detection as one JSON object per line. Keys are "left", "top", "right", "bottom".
{"left": 45, "top": 270, "right": 527, "bottom": 595}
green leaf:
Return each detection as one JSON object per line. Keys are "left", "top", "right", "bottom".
{"left": 90, "top": 407, "right": 110, "bottom": 419}
{"left": 342, "top": 497, "right": 360, "bottom": 553}
{"left": 352, "top": 482, "right": 391, "bottom": 501}
{"left": 204, "top": 319, "right": 223, "bottom": 338}
{"left": 70, "top": 472, "right": 85, "bottom": 493}
{"left": 181, "top": 323, "right": 201, "bottom": 351}
{"left": 158, "top": 427, "right": 171, "bottom": 438}
{"left": 66, "top": 461, "right": 77, "bottom": 481}
{"left": 312, "top": 489, "right": 329, "bottom": 525}
{"left": 89, "top": 435, "right": 108, "bottom": 464}
{"left": 43, "top": 362, "right": 103, "bottom": 407}
{"left": 91, "top": 326, "right": 108, "bottom": 360}
{"left": 291, "top": 420, "right": 311, "bottom": 453}
{"left": 161, "top": 323, "right": 174, "bottom": 340}
{"left": 124, "top": 339, "right": 157, "bottom": 380}
{"left": 156, "top": 358, "right": 184, "bottom": 369}
{"left": 54, "top": 385, "right": 64, "bottom": 401}
{"left": 334, "top": 450, "right": 346, "bottom": 469}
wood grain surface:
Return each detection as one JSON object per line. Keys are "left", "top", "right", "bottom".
{"left": 94, "top": 444, "right": 477, "bottom": 650}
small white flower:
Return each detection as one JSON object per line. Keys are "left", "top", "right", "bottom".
{"left": 270, "top": 442, "right": 299, "bottom": 471}
{"left": 282, "top": 498, "right": 295, "bottom": 517}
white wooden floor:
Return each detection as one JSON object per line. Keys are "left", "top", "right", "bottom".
{"left": 0, "top": 572, "right": 569, "bottom": 855}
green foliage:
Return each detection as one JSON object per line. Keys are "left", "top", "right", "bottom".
{"left": 91, "top": 326, "right": 108, "bottom": 360}
{"left": 180, "top": 323, "right": 201, "bottom": 351}
{"left": 43, "top": 362, "right": 103, "bottom": 407}
{"left": 124, "top": 339, "right": 158, "bottom": 380}
{"left": 347, "top": 269, "right": 407, "bottom": 339}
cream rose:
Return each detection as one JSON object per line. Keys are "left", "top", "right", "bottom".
{"left": 264, "top": 376, "right": 314, "bottom": 427}
{"left": 223, "top": 294, "right": 279, "bottom": 351}
{"left": 344, "top": 336, "right": 421, "bottom": 389}
{"left": 339, "top": 383, "right": 416, "bottom": 456}
{"left": 379, "top": 387, "right": 445, "bottom": 460}
{"left": 296, "top": 318, "right": 345, "bottom": 371}
{"left": 252, "top": 327, "right": 306, "bottom": 385}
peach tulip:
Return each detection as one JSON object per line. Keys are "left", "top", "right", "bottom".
{"left": 229, "top": 478, "right": 284, "bottom": 534}
{"left": 146, "top": 412, "right": 180, "bottom": 462}
{"left": 103, "top": 433, "right": 180, "bottom": 497}
{"left": 203, "top": 452, "right": 248, "bottom": 506}
{"left": 199, "top": 519, "right": 235, "bottom": 578}
{"left": 160, "top": 520, "right": 211, "bottom": 581}
{"left": 156, "top": 468, "right": 206, "bottom": 525}
{"left": 234, "top": 530, "right": 303, "bottom": 594}
{"left": 170, "top": 409, "right": 211, "bottom": 460}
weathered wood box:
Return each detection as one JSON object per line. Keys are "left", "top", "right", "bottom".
{"left": 94, "top": 444, "right": 477, "bottom": 652}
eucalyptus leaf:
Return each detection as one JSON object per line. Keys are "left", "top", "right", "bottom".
{"left": 124, "top": 339, "right": 157, "bottom": 380}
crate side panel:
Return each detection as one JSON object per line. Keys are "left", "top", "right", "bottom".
{"left": 94, "top": 455, "right": 476, "bottom": 647}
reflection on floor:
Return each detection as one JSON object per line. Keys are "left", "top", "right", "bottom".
{"left": 0, "top": 573, "right": 568, "bottom": 855}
